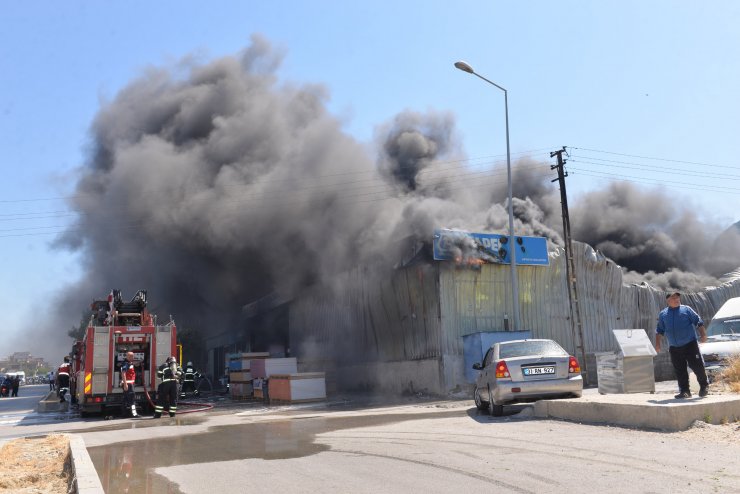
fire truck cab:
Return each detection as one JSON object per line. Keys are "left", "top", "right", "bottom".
{"left": 74, "top": 289, "right": 178, "bottom": 416}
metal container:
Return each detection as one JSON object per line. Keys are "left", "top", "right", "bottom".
{"left": 596, "top": 329, "right": 656, "bottom": 394}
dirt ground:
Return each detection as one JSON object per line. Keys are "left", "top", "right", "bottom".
{"left": 0, "top": 434, "right": 70, "bottom": 494}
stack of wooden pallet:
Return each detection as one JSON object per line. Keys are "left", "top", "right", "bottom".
{"left": 228, "top": 352, "right": 269, "bottom": 399}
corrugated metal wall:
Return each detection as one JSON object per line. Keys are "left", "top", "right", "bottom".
{"left": 441, "top": 241, "right": 740, "bottom": 357}
{"left": 289, "top": 263, "right": 442, "bottom": 363}
{"left": 289, "top": 241, "right": 740, "bottom": 387}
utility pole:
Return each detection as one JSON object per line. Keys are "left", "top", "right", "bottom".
{"left": 550, "top": 147, "right": 587, "bottom": 380}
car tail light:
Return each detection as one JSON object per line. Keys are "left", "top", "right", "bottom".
{"left": 495, "top": 360, "right": 511, "bottom": 379}
{"left": 569, "top": 356, "right": 581, "bottom": 374}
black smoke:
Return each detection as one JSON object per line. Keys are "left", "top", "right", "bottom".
{"left": 571, "top": 182, "right": 740, "bottom": 289}
{"left": 22, "top": 36, "right": 739, "bottom": 359}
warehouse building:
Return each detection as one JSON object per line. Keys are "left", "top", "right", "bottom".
{"left": 207, "top": 240, "right": 740, "bottom": 394}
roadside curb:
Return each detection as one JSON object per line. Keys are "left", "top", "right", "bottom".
{"left": 37, "top": 391, "right": 68, "bottom": 413}
{"left": 533, "top": 387, "right": 740, "bottom": 431}
{"left": 68, "top": 434, "right": 104, "bottom": 494}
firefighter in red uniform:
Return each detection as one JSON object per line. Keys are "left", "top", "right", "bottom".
{"left": 57, "top": 356, "right": 71, "bottom": 403}
{"left": 154, "top": 356, "right": 181, "bottom": 418}
{"left": 120, "top": 351, "right": 138, "bottom": 417}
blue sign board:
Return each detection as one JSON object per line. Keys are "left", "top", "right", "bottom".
{"left": 433, "top": 229, "right": 549, "bottom": 266}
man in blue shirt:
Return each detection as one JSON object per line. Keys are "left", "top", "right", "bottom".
{"left": 655, "top": 292, "right": 709, "bottom": 399}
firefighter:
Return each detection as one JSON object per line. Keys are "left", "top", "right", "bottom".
{"left": 180, "top": 361, "right": 201, "bottom": 398}
{"left": 154, "top": 356, "right": 181, "bottom": 418}
{"left": 120, "top": 351, "right": 138, "bottom": 418}
{"left": 57, "top": 356, "right": 71, "bottom": 403}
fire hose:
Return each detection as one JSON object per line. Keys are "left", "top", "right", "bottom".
{"left": 142, "top": 383, "right": 214, "bottom": 415}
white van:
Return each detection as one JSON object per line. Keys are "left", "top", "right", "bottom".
{"left": 701, "top": 296, "right": 740, "bottom": 374}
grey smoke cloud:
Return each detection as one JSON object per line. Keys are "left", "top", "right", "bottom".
{"left": 570, "top": 182, "right": 740, "bottom": 290}
{"left": 25, "top": 36, "right": 738, "bottom": 360}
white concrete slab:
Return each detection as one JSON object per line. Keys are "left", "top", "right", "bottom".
{"left": 534, "top": 381, "right": 740, "bottom": 431}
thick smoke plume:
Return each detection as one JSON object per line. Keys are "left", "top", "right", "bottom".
{"left": 25, "top": 36, "right": 738, "bottom": 359}
{"left": 570, "top": 182, "right": 740, "bottom": 289}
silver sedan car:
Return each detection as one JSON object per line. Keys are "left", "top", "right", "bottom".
{"left": 473, "top": 338, "right": 583, "bottom": 416}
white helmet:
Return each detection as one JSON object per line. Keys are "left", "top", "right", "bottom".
{"left": 187, "top": 361, "right": 193, "bottom": 366}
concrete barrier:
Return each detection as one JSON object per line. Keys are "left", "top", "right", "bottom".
{"left": 37, "top": 391, "right": 68, "bottom": 413}
{"left": 534, "top": 383, "right": 740, "bottom": 431}
{"left": 68, "top": 434, "right": 104, "bottom": 494}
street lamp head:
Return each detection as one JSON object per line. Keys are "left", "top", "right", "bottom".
{"left": 454, "top": 61, "right": 474, "bottom": 74}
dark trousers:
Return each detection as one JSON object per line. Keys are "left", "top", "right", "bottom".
{"left": 122, "top": 385, "right": 135, "bottom": 415}
{"left": 154, "top": 381, "right": 179, "bottom": 417}
{"left": 669, "top": 339, "right": 708, "bottom": 393}
{"left": 57, "top": 375, "right": 70, "bottom": 399}
{"left": 181, "top": 380, "right": 196, "bottom": 394}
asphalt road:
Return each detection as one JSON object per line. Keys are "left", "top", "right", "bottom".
{"left": 2, "top": 393, "right": 740, "bottom": 493}
{"left": 145, "top": 405, "right": 740, "bottom": 494}
{"left": 0, "top": 383, "right": 48, "bottom": 416}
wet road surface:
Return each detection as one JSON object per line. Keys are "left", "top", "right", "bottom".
{"left": 87, "top": 410, "right": 463, "bottom": 493}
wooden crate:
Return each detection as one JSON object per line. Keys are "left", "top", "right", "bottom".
{"left": 229, "top": 371, "right": 252, "bottom": 382}
{"left": 268, "top": 373, "right": 326, "bottom": 403}
{"left": 229, "top": 382, "right": 253, "bottom": 398}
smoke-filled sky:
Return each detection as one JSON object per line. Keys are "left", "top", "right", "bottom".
{"left": 56, "top": 35, "right": 740, "bottom": 341}
{"left": 2, "top": 2, "right": 739, "bottom": 363}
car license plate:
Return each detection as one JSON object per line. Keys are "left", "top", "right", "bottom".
{"left": 523, "top": 366, "right": 555, "bottom": 376}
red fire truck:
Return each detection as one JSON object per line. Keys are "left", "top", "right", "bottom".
{"left": 72, "top": 289, "right": 178, "bottom": 416}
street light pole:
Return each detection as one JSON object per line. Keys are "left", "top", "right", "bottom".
{"left": 454, "top": 60, "right": 521, "bottom": 332}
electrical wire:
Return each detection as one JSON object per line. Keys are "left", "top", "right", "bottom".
{"left": 0, "top": 166, "right": 558, "bottom": 238}
{"left": 568, "top": 158, "right": 740, "bottom": 182}
{"left": 0, "top": 147, "right": 557, "bottom": 207}
{"left": 4, "top": 145, "right": 739, "bottom": 240}
{"left": 569, "top": 146, "right": 740, "bottom": 170}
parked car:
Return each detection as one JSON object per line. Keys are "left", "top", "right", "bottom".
{"left": 701, "top": 296, "right": 740, "bottom": 377}
{"left": 472, "top": 338, "right": 583, "bottom": 416}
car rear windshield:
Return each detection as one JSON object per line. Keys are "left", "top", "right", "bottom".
{"left": 499, "top": 340, "right": 567, "bottom": 359}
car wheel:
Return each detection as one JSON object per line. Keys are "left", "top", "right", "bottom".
{"left": 474, "top": 386, "right": 488, "bottom": 410}
{"left": 487, "top": 386, "right": 504, "bottom": 417}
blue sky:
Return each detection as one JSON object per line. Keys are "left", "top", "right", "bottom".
{"left": 2, "top": 1, "right": 739, "bottom": 361}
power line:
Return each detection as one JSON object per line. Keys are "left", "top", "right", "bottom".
{"left": 570, "top": 146, "right": 740, "bottom": 170}
{"left": 0, "top": 167, "right": 559, "bottom": 238}
{"left": 0, "top": 147, "right": 557, "bottom": 207}
{"left": 0, "top": 162, "right": 555, "bottom": 221}
{"left": 568, "top": 168, "right": 740, "bottom": 194}
{"left": 568, "top": 158, "right": 740, "bottom": 182}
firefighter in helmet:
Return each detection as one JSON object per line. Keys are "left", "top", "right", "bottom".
{"left": 154, "top": 356, "right": 182, "bottom": 418}
{"left": 180, "top": 361, "right": 201, "bottom": 398}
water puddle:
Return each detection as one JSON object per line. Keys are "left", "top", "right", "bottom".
{"left": 87, "top": 409, "right": 462, "bottom": 493}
